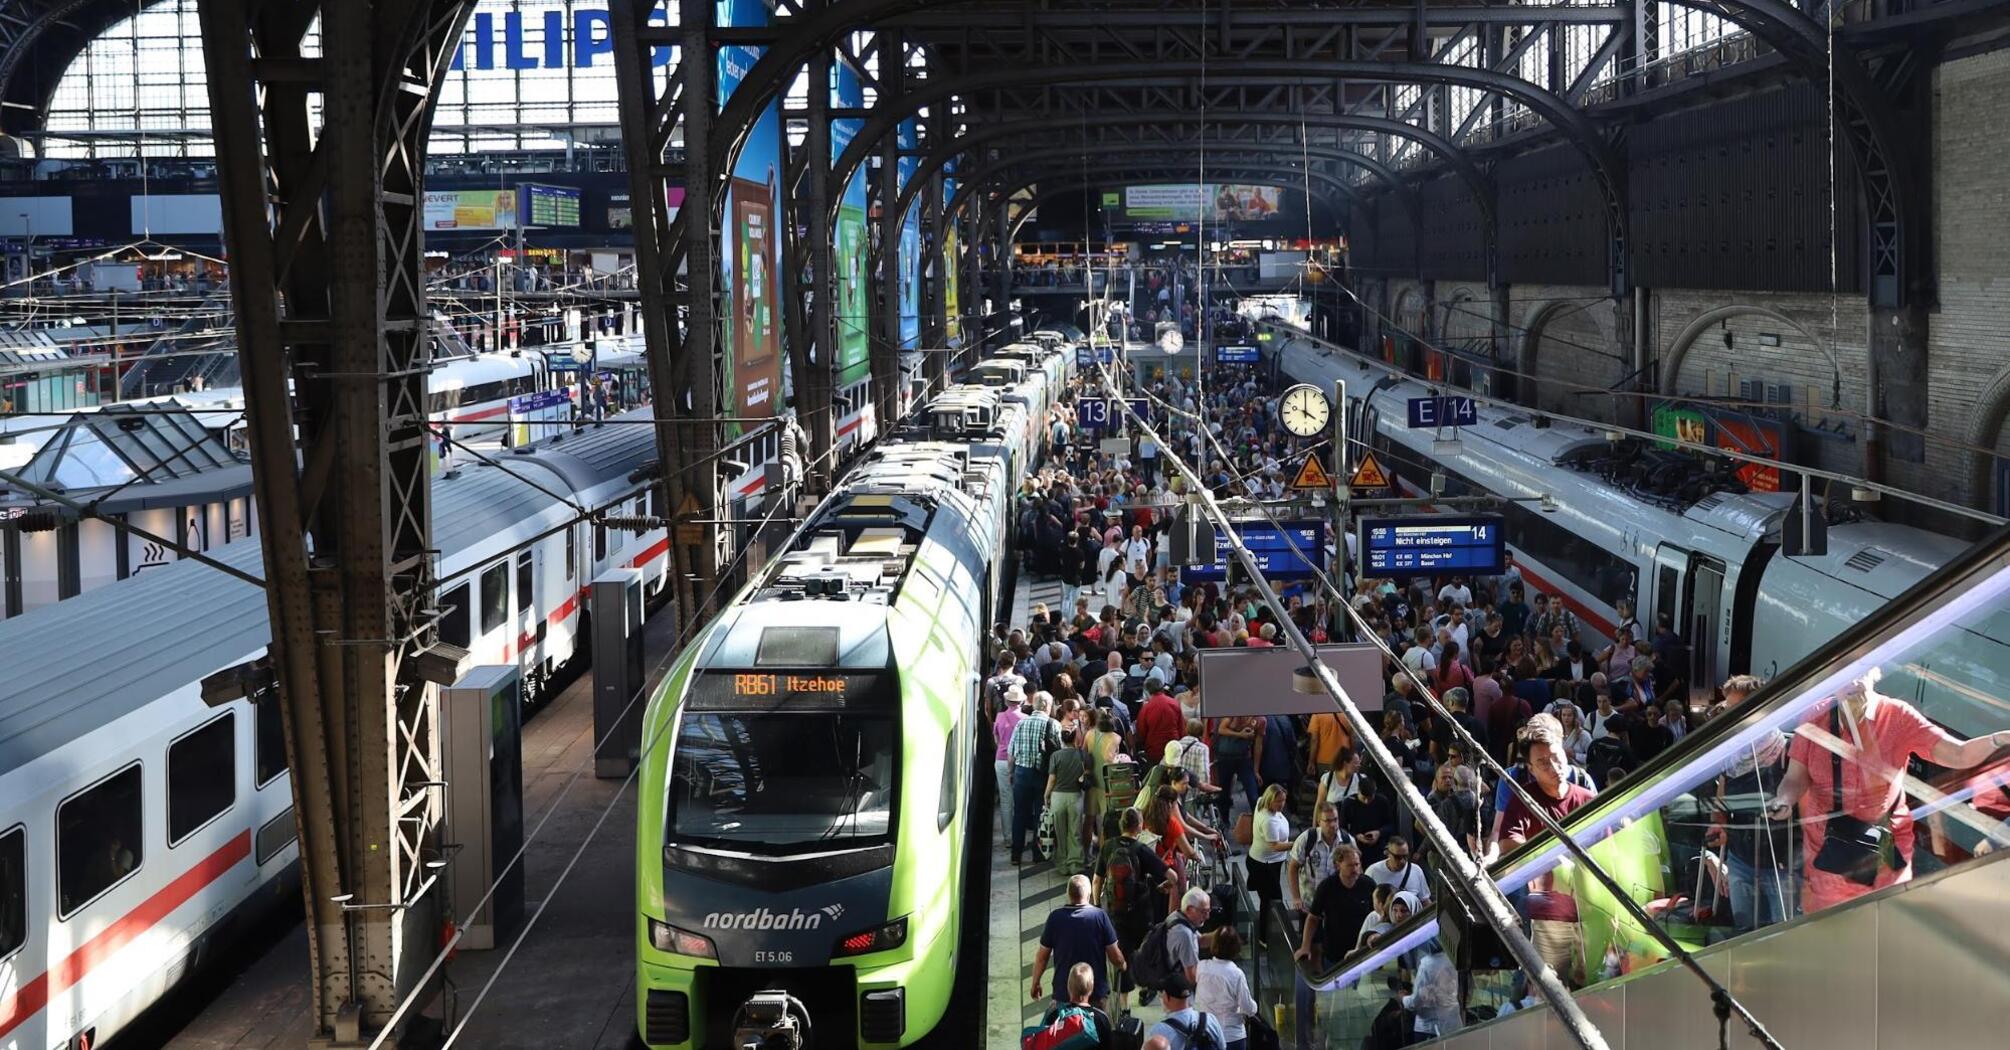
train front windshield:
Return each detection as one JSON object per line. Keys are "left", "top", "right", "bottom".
{"left": 668, "top": 672, "right": 898, "bottom": 850}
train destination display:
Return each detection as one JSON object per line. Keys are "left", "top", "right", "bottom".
{"left": 1181, "top": 519, "right": 1326, "bottom": 582}
{"left": 1359, "top": 515, "right": 1505, "bottom": 576}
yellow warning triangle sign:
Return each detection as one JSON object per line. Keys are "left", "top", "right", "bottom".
{"left": 1289, "top": 451, "right": 1334, "bottom": 491}
{"left": 1349, "top": 451, "right": 1392, "bottom": 490}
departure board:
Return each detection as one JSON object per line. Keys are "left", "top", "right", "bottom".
{"left": 1359, "top": 516, "right": 1505, "bottom": 577}
{"left": 1180, "top": 520, "right": 1326, "bottom": 583}
{"left": 522, "top": 184, "right": 582, "bottom": 227}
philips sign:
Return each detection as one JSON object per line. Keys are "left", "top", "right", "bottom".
{"left": 450, "top": 7, "right": 672, "bottom": 71}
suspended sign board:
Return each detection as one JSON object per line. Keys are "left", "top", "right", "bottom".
{"left": 1197, "top": 643, "right": 1385, "bottom": 718}
{"left": 1215, "top": 344, "right": 1260, "bottom": 364}
{"left": 1078, "top": 397, "right": 1149, "bottom": 431}
{"left": 1180, "top": 519, "right": 1326, "bottom": 583}
{"left": 1406, "top": 395, "right": 1478, "bottom": 429}
{"left": 1359, "top": 515, "right": 1505, "bottom": 577}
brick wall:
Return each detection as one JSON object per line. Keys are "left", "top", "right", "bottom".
{"left": 1927, "top": 48, "right": 2010, "bottom": 511}
{"left": 1653, "top": 289, "right": 1870, "bottom": 477}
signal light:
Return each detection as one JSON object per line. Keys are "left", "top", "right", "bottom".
{"left": 648, "top": 919, "right": 716, "bottom": 959}
{"left": 832, "top": 916, "right": 908, "bottom": 959}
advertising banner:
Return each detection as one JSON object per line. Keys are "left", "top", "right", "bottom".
{"left": 424, "top": 189, "right": 519, "bottom": 230}
{"left": 897, "top": 119, "right": 921, "bottom": 351}
{"left": 718, "top": 0, "right": 782, "bottom": 418}
{"left": 943, "top": 176, "right": 961, "bottom": 346}
{"left": 833, "top": 58, "right": 871, "bottom": 386}
{"left": 1121, "top": 183, "right": 1282, "bottom": 223}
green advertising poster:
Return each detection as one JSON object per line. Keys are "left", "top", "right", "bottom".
{"left": 943, "top": 228, "right": 962, "bottom": 346}
{"left": 836, "top": 204, "right": 871, "bottom": 385}
{"left": 1650, "top": 401, "right": 1709, "bottom": 451}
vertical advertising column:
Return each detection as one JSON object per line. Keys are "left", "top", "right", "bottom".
{"left": 717, "top": 0, "right": 783, "bottom": 423}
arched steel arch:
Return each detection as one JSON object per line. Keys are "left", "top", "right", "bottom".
{"left": 886, "top": 123, "right": 1386, "bottom": 235}
{"left": 689, "top": 0, "right": 1921, "bottom": 300}
{"left": 807, "top": 63, "right": 1614, "bottom": 286}
{"left": 876, "top": 114, "right": 1490, "bottom": 285}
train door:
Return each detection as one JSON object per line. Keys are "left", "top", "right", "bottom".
{"left": 1653, "top": 544, "right": 1727, "bottom": 696}
{"left": 1687, "top": 557, "right": 1727, "bottom": 693}
{"left": 515, "top": 548, "right": 540, "bottom": 691}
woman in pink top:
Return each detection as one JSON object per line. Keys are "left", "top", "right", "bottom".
{"left": 1768, "top": 668, "right": 2010, "bottom": 913}
{"left": 994, "top": 694, "right": 1027, "bottom": 846}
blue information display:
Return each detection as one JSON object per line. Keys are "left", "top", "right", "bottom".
{"left": 1182, "top": 520, "right": 1326, "bottom": 583}
{"left": 1076, "top": 345, "right": 1116, "bottom": 368}
{"left": 1215, "top": 344, "right": 1259, "bottom": 364}
{"left": 1406, "top": 395, "right": 1479, "bottom": 429}
{"left": 1359, "top": 516, "right": 1505, "bottom": 577}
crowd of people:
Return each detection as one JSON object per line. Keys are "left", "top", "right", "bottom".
{"left": 1006, "top": 355, "right": 2010, "bottom": 1050}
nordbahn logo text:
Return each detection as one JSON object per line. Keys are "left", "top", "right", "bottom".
{"left": 702, "top": 905, "right": 840, "bottom": 931}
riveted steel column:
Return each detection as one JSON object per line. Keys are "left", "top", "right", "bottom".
{"left": 803, "top": 30, "right": 837, "bottom": 484}
{"left": 199, "top": 0, "right": 464, "bottom": 1041}
{"left": 871, "top": 29, "right": 905, "bottom": 428}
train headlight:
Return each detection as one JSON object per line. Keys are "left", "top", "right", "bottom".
{"left": 832, "top": 916, "right": 908, "bottom": 958}
{"left": 648, "top": 918, "right": 717, "bottom": 959}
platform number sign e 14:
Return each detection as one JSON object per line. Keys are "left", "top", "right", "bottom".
{"left": 1406, "top": 395, "right": 1478, "bottom": 429}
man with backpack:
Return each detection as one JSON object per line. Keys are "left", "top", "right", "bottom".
{"left": 1145, "top": 973, "right": 1226, "bottom": 1050}
{"left": 1130, "top": 889, "right": 1210, "bottom": 1008}
{"left": 1097, "top": 808, "right": 1176, "bottom": 1002}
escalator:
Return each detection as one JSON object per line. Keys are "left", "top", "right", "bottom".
{"left": 1270, "top": 528, "right": 2010, "bottom": 1048}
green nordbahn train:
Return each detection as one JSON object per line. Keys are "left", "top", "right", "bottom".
{"left": 634, "top": 343, "right": 1070, "bottom": 1048}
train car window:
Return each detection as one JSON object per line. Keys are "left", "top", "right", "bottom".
{"left": 564, "top": 528, "right": 576, "bottom": 582}
{"left": 57, "top": 764, "right": 143, "bottom": 919}
{"left": 440, "top": 582, "right": 471, "bottom": 648}
{"left": 0, "top": 826, "right": 23, "bottom": 960}
{"left": 515, "top": 552, "right": 533, "bottom": 615}
{"left": 256, "top": 695, "right": 287, "bottom": 787}
{"left": 594, "top": 523, "right": 607, "bottom": 562}
{"left": 168, "top": 714, "right": 237, "bottom": 846}
{"left": 480, "top": 562, "right": 508, "bottom": 635}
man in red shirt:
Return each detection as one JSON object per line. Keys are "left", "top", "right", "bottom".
{"left": 1135, "top": 669, "right": 1185, "bottom": 762}
{"left": 1492, "top": 713, "right": 1596, "bottom": 986}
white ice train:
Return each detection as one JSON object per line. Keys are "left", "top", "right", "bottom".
{"left": 0, "top": 412, "right": 671, "bottom": 1050}
{"left": 1268, "top": 330, "right": 1986, "bottom": 713}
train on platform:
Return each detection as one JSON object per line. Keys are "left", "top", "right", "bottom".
{"left": 1268, "top": 329, "right": 1975, "bottom": 697}
{"left": 0, "top": 410, "right": 675, "bottom": 1050}
{"left": 632, "top": 337, "right": 1076, "bottom": 1050}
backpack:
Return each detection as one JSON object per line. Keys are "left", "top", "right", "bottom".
{"left": 1129, "top": 914, "right": 1193, "bottom": 992}
{"left": 1023, "top": 1004, "right": 1101, "bottom": 1050}
{"left": 1104, "top": 839, "right": 1157, "bottom": 922}
{"left": 1587, "top": 735, "right": 1631, "bottom": 787}
{"left": 1164, "top": 1012, "right": 1220, "bottom": 1050}
{"left": 1119, "top": 674, "right": 1147, "bottom": 711}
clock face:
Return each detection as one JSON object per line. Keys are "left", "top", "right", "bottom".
{"left": 1279, "top": 383, "right": 1330, "bottom": 438}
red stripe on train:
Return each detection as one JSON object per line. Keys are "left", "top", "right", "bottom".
{"left": 1508, "top": 561, "right": 1617, "bottom": 640}
{"left": 0, "top": 830, "right": 253, "bottom": 1040}
{"left": 445, "top": 404, "right": 510, "bottom": 423}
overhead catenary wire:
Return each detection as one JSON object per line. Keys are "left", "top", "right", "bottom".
{"left": 1097, "top": 357, "right": 1786, "bottom": 1050}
